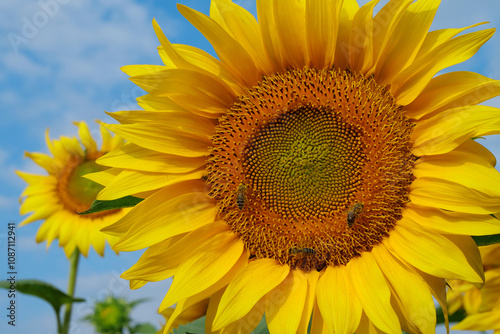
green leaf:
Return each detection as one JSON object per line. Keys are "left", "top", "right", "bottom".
{"left": 472, "top": 234, "right": 500, "bottom": 246}
{"left": 129, "top": 323, "right": 158, "bottom": 334}
{"left": 436, "top": 306, "right": 467, "bottom": 324}
{"left": 0, "top": 279, "right": 84, "bottom": 315}
{"left": 77, "top": 196, "right": 143, "bottom": 215}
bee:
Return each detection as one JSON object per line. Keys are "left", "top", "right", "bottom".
{"left": 236, "top": 183, "right": 247, "bottom": 209}
{"left": 347, "top": 202, "right": 364, "bottom": 227}
{"left": 289, "top": 247, "right": 316, "bottom": 256}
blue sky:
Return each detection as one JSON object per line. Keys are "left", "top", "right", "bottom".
{"left": 1, "top": 0, "right": 499, "bottom": 333}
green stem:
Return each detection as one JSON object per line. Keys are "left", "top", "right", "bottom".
{"left": 56, "top": 308, "right": 63, "bottom": 334}
{"left": 61, "top": 249, "right": 80, "bottom": 334}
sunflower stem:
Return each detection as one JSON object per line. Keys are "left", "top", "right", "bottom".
{"left": 61, "top": 249, "right": 80, "bottom": 334}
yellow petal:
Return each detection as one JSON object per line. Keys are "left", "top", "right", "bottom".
{"left": 372, "top": 245, "right": 436, "bottom": 334}
{"left": 177, "top": 4, "right": 259, "bottom": 86}
{"left": 206, "top": 287, "right": 265, "bottom": 334}
{"left": 417, "top": 270, "right": 449, "bottom": 332}
{"left": 316, "top": 265, "right": 362, "bottom": 334}
{"left": 413, "top": 143, "right": 500, "bottom": 197}
{"left": 266, "top": 270, "right": 308, "bottom": 334}
{"left": 273, "top": 0, "right": 307, "bottom": 68}
{"left": 371, "top": 0, "right": 413, "bottom": 75}
{"left": 161, "top": 299, "right": 209, "bottom": 334}
{"left": 297, "top": 271, "right": 319, "bottom": 334}
{"left": 130, "top": 69, "right": 235, "bottom": 116}
{"left": 162, "top": 231, "right": 244, "bottom": 308}
{"left": 410, "top": 177, "right": 500, "bottom": 214}
{"left": 393, "top": 28, "right": 495, "bottom": 105}
{"left": 210, "top": 0, "right": 273, "bottom": 75}
{"left": 310, "top": 301, "right": 329, "bottom": 334}
{"left": 152, "top": 18, "right": 194, "bottom": 71}
{"left": 121, "top": 222, "right": 229, "bottom": 282}
{"left": 453, "top": 309, "right": 500, "bottom": 331}
{"left": 106, "top": 109, "right": 200, "bottom": 124}
{"left": 405, "top": 71, "right": 500, "bottom": 120}
{"left": 86, "top": 168, "right": 121, "bottom": 188}
{"left": 97, "top": 169, "right": 203, "bottom": 201}
{"left": 25, "top": 152, "right": 60, "bottom": 175}
{"left": 333, "top": 0, "right": 359, "bottom": 70}
{"left": 19, "top": 193, "right": 59, "bottom": 216}
{"left": 405, "top": 205, "right": 500, "bottom": 236}
{"left": 375, "top": 0, "right": 439, "bottom": 85}
{"left": 161, "top": 249, "right": 249, "bottom": 322}
{"left": 416, "top": 22, "right": 486, "bottom": 59}
{"left": 122, "top": 233, "right": 191, "bottom": 281}
{"left": 347, "top": 252, "right": 400, "bottom": 334}
{"left": 107, "top": 180, "right": 217, "bottom": 251}
{"left": 121, "top": 64, "right": 166, "bottom": 76}
{"left": 256, "top": 0, "right": 283, "bottom": 71}
{"left": 171, "top": 44, "right": 246, "bottom": 95}
{"left": 412, "top": 105, "right": 500, "bottom": 156}
{"left": 213, "top": 259, "right": 289, "bottom": 330}
{"left": 105, "top": 123, "right": 210, "bottom": 158}
{"left": 99, "top": 122, "right": 123, "bottom": 152}
{"left": 349, "top": 0, "right": 379, "bottom": 73}
{"left": 97, "top": 143, "right": 206, "bottom": 174}
{"left": 305, "top": 0, "right": 340, "bottom": 69}
{"left": 388, "top": 221, "right": 484, "bottom": 284}
{"left": 356, "top": 312, "right": 386, "bottom": 334}
{"left": 74, "top": 121, "right": 97, "bottom": 155}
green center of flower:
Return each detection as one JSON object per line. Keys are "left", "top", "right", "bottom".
{"left": 244, "top": 104, "right": 364, "bottom": 219}
{"left": 67, "top": 160, "right": 105, "bottom": 207}
{"left": 57, "top": 156, "right": 116, "bottom": 217}
{"left": 207, "top": 67, "right": 416, "bottom": 271}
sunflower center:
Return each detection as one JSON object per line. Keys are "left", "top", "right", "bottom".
{"left": 58, "top": 156, "right": 116, "bottom": 217}
{"left": 207, "top": 67, "right": 416, "bottom": 271}
{"left": 245, "top": 105, "right": 364, "bottom": 219}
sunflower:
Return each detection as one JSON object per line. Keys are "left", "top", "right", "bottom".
{"left": 447, "top": 243, "right": 500, "bottom": 332}
{"left": 17, "top": 121, "right": 126, "bottom": 257}
{"left": 95, "top": 0, "right": 500, "bottom": 332}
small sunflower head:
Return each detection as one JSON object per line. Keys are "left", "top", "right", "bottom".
{"left": 17, "top": 121, "right": 126, "bottom": 257}
{"left": 83, "top": 296, "right": 131, "bottom": 334}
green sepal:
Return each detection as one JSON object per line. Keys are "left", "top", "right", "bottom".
{"left": 77, "top": 196, "right": 143, "bottom": 215}
{"left": 0, "top": 279, "right": 84, "bottom": 315}
{"left": 472, "top": 233, "right": 500, "bottom": 246}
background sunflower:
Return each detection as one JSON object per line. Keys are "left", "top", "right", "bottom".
{"left": 17, "top": 121, "right": 126, "bottom": 257}
{"left": 1, "top": 0, "right": 500, "bottom": 333}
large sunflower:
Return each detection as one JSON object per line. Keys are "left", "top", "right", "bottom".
{"left": 17, "top": 121, "right": 126, "bottom": 257}
{"left": 95, "top": 0, "right": 500, "bottom": 332}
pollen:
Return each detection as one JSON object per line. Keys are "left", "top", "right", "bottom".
{"left": 207, "top": 67, "right": 416, "bottom": 271}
